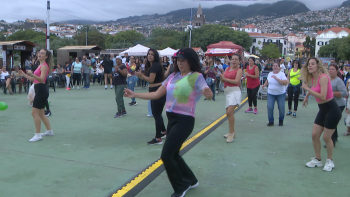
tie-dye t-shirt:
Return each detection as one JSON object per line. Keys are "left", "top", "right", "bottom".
{"left": 162, "top": 72, "right": 208, "bottom": 117}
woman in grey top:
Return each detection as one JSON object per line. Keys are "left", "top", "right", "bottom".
{"left": 328, "top": 64, "right": 347, "bottom": 147}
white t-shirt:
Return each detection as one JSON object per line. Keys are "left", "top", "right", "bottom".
{"left": 0, "top": 71, "right": 9, "bottom": 80}
{"left": 267, "top": 71, "right": 287, "bottom": 95}
{"left": 214, "top": 63, "right": 223, "bottom": 76}
{"left": 280, "top": 64, "right": 286, "bottom": 73}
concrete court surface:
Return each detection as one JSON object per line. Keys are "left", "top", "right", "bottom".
{"left": 0, "top": 85, "right": 349, "bottom": 197}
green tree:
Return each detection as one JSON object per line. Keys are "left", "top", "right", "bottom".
{"left": 74, "top": 26, "right": 108, "bottom": 48}
{"left": 145, "top": 28, "right": 182, "bottom": 49}
{"left": 6, "top": 29, "right": 59, "bottom": 48}
{"left": 317, "top": 38, "right": 341, "bottom": 60}
{"left": 303, "top": 36, "right": 316, "bottom": 57}
{"left": 338, "top": 35, "right": 350, "bottom": 61}
{"left": 181, "top": 24, "right": 252, "bottom": 51}
{"left": 104, "top": 30, "right": 145, "bottom": 49}
{"left": 110, "top": 42, "right": 133, "bottom": 49}
{"left": 259, "top": 43, "right": 281, "bottom": 59}
{"left": 0, "top": 32, "right": 5, "bottom": 41}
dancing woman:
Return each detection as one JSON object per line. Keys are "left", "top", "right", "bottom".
{"left": 244, "top": 57, "right": 260, "bottom": 114}
{"left": 220, "top": 54, "right": 243, "bottom": 143}
{"left": 302, "top": 58, "right": 341, "bottom": 172}
{"left": 19, "top": 49, "right": 54, "bottom": 142}
{"left": 136, "top": 49, "right": 166, "bottom": 145}
{"left": 125, "top": 47, "right": 212, "bottom": 197}
{"left": 286, "top": 60, "right": 301, "bottom": 117}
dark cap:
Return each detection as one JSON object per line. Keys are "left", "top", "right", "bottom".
{"left": 174, "top": 51, "right": 188, "bottom": 59}
{"left": 215, "top": 58, "right": 221, "bottom": 62}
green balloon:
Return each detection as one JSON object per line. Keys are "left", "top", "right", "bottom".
{"left": 0, "top": 102, "right": 8, "bottom": 111}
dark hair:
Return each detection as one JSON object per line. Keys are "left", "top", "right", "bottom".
{"left": 173, "top": 47, "right": 202, "bottom": 73}
{"left": 292, "top": 60, "right": 301, "bottom": 69}
{"left": 248, "top": 57, "right": 255, "bottom": 63}
{"left": 329, "top": 63, "right": 339, "bottom": 71}
{"left": 232, "top": 54, "right": 242, "bottom": 61}
{"left": 145, "top": 48, "right": 163, "bottom": 77}
{"left": 76, "top": 57, "right": 82, "bottom": 62}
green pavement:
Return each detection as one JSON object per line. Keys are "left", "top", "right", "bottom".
{"left": 0, "top": 85, "right": 349, "bottom": 197}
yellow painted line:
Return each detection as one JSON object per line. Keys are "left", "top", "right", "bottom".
{"left": 112, "top": 97, "right": 248, "bottom": 197}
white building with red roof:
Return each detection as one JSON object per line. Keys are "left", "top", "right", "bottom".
{"left": 315, "top": 27, "right": 350, "bottom": 57}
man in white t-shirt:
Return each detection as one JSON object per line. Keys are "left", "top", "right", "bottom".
{"left": 0, "top": 67, "right": 13, "bottom": 94}
{"left": 214, "top": 58, "right": 224, "bottom": 91}
{"left": 279, "top": 59, "right": 286, "bottom": 73}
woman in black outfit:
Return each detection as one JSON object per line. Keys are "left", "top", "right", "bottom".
{"left": 136, "top": 49, "right": 166, "bottom": 145}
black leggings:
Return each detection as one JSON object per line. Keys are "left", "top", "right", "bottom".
{"left": 73, "top": 73, "right": 81, "bottom": 85}
{"left": 331, "top": 106, "right": 345, "bottom": 145}
{"left": 247, "top": 85, "right": 260, "bottom": 107}
{"left": 149, "top": 85, "right": 166, "bottom": 138}
{"left": 287, "top": 85, "right": 301, "bottom": 111}
{"left": 314, "top": 99, "right": 341, "bottom": 129}
{"left": 161, "top": 112, "right": 197, "bottom": 193}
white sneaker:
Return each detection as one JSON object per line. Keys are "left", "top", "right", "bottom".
{"left": 306, "top": 157, "right": 323, "bottom": 168}
{"left": 323, "top": 159, "right": 335, "bottom": 172}
{"left": 72, "top": 86, "right": 75, "bottom": 89}
{"left": 29, "top": 134, "right": 42, "bottom": 142}
{"left": 41, "top": 130, "right": 54, "bottom": 136}
{"left": 77, "top": 87, "right": 80, "bottom": 90}
{"left": 147, "top": 114, "right": 153, "bottom": 117}
{"left": 111, "top": 85, "right": 113, "bottom": 89}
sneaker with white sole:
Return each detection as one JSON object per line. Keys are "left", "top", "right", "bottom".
{"left": 110, "top": 85, "right": 113, "bottom": 89}
{"left": 171, "top": 186, "right": 191, "bottom": 197}
{"left": 323, "top": 159, "right": 335, "bottom": 172}
{"left": 41, "top": 130, "right": 54, "bottom": 136}
{"left": 190, "top": 181, "right": 199, "bottom": 189}
{"left": 77, "top": 87, "right": 80, "bottom": 90}
{"left": 29, "top": 134, "right": 42, "bottom": 142}
{"left": 306, "top": 157, "right": 323, "bottom": 168}
{"left": 147, "top": 138, "right": 163, "bottom": 145}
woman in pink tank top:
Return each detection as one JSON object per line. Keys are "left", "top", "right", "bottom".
{"left": 301, "top": 57, "right": 341, "bottom": 172}
{"left": 219, "top": 54, "right": 243, "bottom": 143}
{"left": 19, "top": 49, "right": 54, "bottom": 142}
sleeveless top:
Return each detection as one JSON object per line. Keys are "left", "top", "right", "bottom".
{"left": 223, "top": 67, "right": 240, "bottom": 88}
{"left": 311, "top": 74, "right": 333, "bottom": 103}
{"left": 246, "top": 65, "right": 260, "bottom": 89}
{"left": 289, "top": 68, "right": 301, "bottom": 86}
{"left": 33, "top": 63, "right": 49, "bottom": 84}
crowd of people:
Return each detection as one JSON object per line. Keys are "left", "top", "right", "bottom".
{"left": 2, "top": 46, "right": 350, "bottom": 196}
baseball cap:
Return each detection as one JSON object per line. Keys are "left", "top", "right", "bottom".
{"left": 116, "top": 56, "right": 122, "bottom": 60}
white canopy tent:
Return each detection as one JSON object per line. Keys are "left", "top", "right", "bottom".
{"left": 119, "top": 44, "right": 150, "bottom": 56}
{"left": 159, "top": 47, "right": 178, "bottom": 57}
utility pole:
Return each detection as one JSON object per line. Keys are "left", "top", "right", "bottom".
{"left": 46, "top": 1, "right": 50, "bottom": 50}
{"left": 86, "top": 27, "right": 87, "bottom": 46}
{"left": 189, "top": 8, "right": 193, "bottom": 48}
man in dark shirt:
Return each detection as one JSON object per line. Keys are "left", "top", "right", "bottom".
{"left": 110, "top": 56, "right": 128, "bottom": 118}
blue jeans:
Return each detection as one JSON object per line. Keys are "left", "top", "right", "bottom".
{"left": 127, "top": 75, "right": 138, "bottom": 102}
{"left": 83, "top": 73, "right": 90, "bottom": 88}
{"left": 267, "top": 93, "right": 286, "bottom": 123}
{"left": 148, "top": 100, "right": 153, "bottom": 116}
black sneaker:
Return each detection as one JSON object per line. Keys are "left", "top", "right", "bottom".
{"left": 114, "top": 112, "right": 123, "bottom": 118}
{"left": 121, "top": 111, "right": 127, "bottom": 116}
{"left": 267, "top": 122, "right": 274, "bottom": 126}
{"left": 160, "top": 131, "right": 167, "bottom": 139}
{"left": 279, "top": 120, "right": 283, "bottom": 126}
{"left": 128, "top": 102, "right": 133, "bottom": 106}
{"left": 45, "top": 110, "right": 51, "bottom": 117}
{"left": 132, "top": 102, "right": 137, "bottom": 106}
{"left": 147, "top": 138, "right": 163, "bottom": 145}
{"left": 286, "top": 111, "right": 292, "bottom": 116}
{"left": 171, "top": 186, "right": 191, "bottom": 197}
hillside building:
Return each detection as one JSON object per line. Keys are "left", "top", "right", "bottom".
{"left": 315, "top": 27, "right": 350, "bottom": 57}
{"left": 192, "top": 4, "right": 205, "bottom": 28}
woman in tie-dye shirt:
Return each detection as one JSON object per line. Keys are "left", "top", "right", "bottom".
{"left": 124, "top": 48, "right": 212, "bottom": 197}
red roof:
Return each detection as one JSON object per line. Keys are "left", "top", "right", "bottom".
{"left": 295, "top": 45, "right": 304, "bottom": 48}
{"left": 242, "top": 24, "right": 257, "bottom": 29}
{"left": 231, "top": 23, "right": 237, "bottom": 27}
{"left": 288, "top": 33, "right": 297, "bottom": 36}
{"left": 317, "top": 27, "right": 350, "bottom": 35}
{"left": 207, "top": 41, "right": 243, "bottom": 50}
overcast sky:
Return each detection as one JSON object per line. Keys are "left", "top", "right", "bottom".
{"left": 1, "top": 0, "right": 347, "bottom": 23}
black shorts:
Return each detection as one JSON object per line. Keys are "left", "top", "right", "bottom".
{"left": 104, "top": 69, "right": 112, "bottom": 74}
{"left": 314, "top": 99, "right": 341, "bottom": 129}
{"left": 33, "top": 83, "right": 49, "bottom": 109}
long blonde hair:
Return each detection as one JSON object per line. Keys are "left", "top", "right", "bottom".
{"left": 300, "top": 57, "right": 328, "bottom": 86}
{"left": 41, "top": 49, "right": 54, "bottom": 73}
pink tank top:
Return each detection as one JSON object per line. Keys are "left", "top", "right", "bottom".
{"left": 33, "top": 63, "right": 49, "bottom": 84}
{"left": 223, "top": 68, "right": 240, "bottom": 88}
{"left": 246, "top": 65, "right": 260, "bottom": 89}
{"left": 311, "top": 74, "right": 333, "bottom": 103}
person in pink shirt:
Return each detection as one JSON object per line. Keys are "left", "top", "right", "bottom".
{"left": 124, "top": 47, "right": 212, "bottom": 197}
{"left": 244, "top": 57, "right": 260, "bottom": 114}
{"left": 301, "top": 58, "right": 341, "bottom": 172}
{"left": 19, "top": 49, "right": 54, "bottom": 142}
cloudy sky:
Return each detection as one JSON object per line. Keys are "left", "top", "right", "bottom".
{"left": 1, "top": 0, "right": 347, "bottom": 23}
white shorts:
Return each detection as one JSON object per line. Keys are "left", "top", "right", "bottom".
{"left": 225, "top": 86, "right": 241, "bottom": 108}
